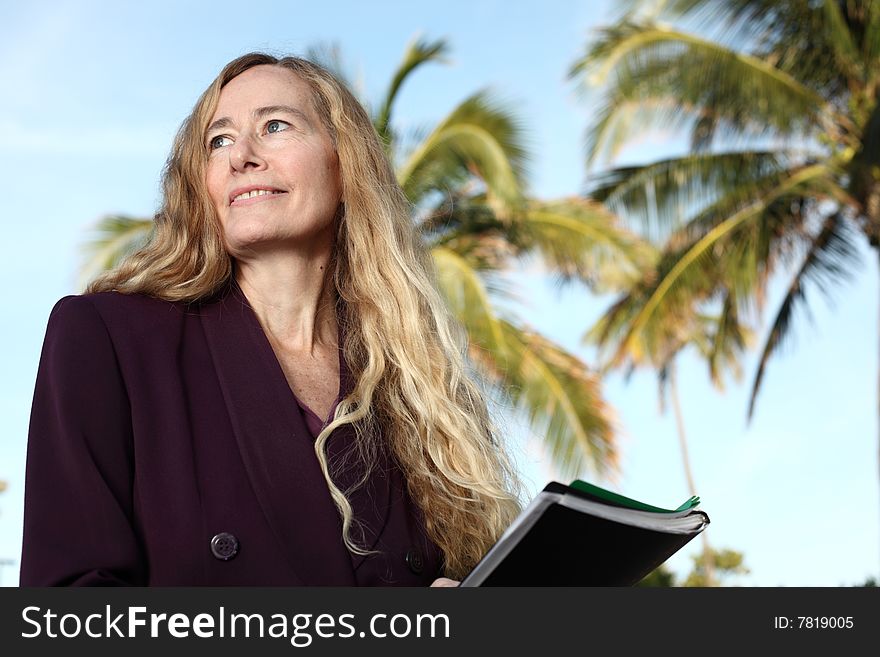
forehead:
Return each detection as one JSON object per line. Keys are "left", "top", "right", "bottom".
{"left": 211, "top": 65, "right": 317, "bottom": 120}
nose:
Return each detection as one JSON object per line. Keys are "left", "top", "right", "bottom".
{"left": 228, "top": 134, "right": 266, "bottom": 173}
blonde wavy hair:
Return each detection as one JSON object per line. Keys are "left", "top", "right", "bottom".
{"left": 88, "top": 52, "right": 522, "bottom": 579}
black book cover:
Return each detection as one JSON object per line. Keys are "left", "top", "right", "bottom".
{"left": 460, "top": 482, "right": 710, "bottom": 586}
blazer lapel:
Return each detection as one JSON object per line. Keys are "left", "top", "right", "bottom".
{"left": 199, "top": 283, "right": 357, "bottom": 585}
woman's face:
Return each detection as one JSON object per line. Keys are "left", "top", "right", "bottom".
{"left": 204, "top": 65, "right": 342, "bottom": 258}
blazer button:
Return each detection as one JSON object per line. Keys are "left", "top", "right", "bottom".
{"left": 405, "top": 548, "right": 424, "bottom": 575}
{"left": 210, "top": 532, "right": 239, "bottom": 561}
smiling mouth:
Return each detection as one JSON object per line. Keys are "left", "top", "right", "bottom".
{"left": 230, "top": 189, "right": 286, "bottom": 204}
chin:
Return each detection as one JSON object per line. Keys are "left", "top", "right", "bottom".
{"left": 223, "top": 219, "right": 279, "bottom": 244}
{"left": 221, "top": 218, "right": 335, "bottom": 259}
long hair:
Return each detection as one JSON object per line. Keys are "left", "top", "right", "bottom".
{"left": 88, "top": 53, "right": 522, "bottom": 578}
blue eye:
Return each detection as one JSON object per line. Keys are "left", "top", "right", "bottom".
{"left": 266, "top": 120, "right": 290, "bottom": 134}
{"left": 208, "top": 135, "right": 232, "bottom": 150}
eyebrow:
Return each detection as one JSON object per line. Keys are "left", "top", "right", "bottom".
{"left": 205, "top": 105, "right": 313, "bottom": 137}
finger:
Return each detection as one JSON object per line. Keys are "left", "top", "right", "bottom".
{"left": 430, "top": 577, "right": 461, "bottom": 587}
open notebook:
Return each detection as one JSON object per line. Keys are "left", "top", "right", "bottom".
{"left": 459, "top": 480, "right": 709, "bottom": 586}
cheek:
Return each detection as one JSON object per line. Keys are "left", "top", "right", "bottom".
{"left": 205, "top": 163, "right": 225, "bottom": 213}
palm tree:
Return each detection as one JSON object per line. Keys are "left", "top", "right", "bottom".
{"left": 588, "top": 260, "right": 753, "bottom": 584}
{"left": 570, "top": 0, "right": 880, "bottom": 551}
{"left": 81, "top": 37, "right": 651, "bottom": 478}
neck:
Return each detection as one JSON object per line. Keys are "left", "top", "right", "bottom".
{"left": 234, "top": 249, "right": 337, "bottom": 355}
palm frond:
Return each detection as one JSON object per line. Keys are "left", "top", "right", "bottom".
{"left": 701, "top": 289, "right": 752, "bottom": 390}
{"left": 571, "top": 21, "right": 828, "bottom": 164}
{"left": 672, "top": 163, "right": 849, "bottom": 266}
{"left": 608, "top": 163, "right": 831, "bottom": 366}
{"left": 588, "top": 271, "right": 710, "bottom": 376}
{"left": 431, "top": 246, "right": 509, "bottom": 355}
{"left": 589, "top": 150, "right": 794, "bottom": 238}
{"left": 664, "top": 1, "right": 867, "bottom": 96}
{"left": 484, "top": 319, "right": 618, "bottom": 478}
{"left": 425, "top": 196, "right": 655, "bottom": 291}
{"left": 432, "top": 244, "right": 617, "bottom": 476}
{"left": 747, "top": 211, "right": 863, "bottom": 420}
{"left": 651, "top": 179, "right": 850, "bottom": 328}
{"left": 520, "top": 198, "right": 657, "bottom": 290}
{"left": 374, "top": 37, "right": 449, "bottom": 146}
{"left": 587, "top": 256, "right": 753, "bottom": 404}
{"left": 661, "top": 0, "right": 831, "bottom": 51}
{"left": 819, "top": 0, "right": 861, "bottom": 78}
{"left": 864, "top": 0, "right": 880, "bottom": 66}
{"left": 397, "top": 90, "right": 528, "bottom": 217}
{"left": 78, "top": 215, "right": 154, "bottom": 290}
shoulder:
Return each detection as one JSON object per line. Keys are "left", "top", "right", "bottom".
{"left": 50, "top": 290, "right": 200, "bottom": 322}
{"left": 45, "top": 292, "right": 196, "bottom": 349}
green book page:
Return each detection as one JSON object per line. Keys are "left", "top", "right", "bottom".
{"left": 569, "top": 479, "right": 700, "bottom": 513}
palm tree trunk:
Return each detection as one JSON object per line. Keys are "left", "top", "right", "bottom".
{"left": 668, "top": 363, "right": 716, "bottom": 586}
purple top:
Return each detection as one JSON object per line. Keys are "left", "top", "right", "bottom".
{"left": 298, "top": 400, "right": 334, "bottom": 438}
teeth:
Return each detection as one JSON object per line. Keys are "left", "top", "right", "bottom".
{"left": 233, "top": 189, "right": 282, "bottom": 202}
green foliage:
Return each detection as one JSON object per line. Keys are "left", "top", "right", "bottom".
{"left": 637, "top": 547, "right": 750, "bottom": 587}
{"left": 682, "top": 547, "right": 749, "bottom": 587}
{"left": 636, "top": 565, "right": 676, "bottom": 587}
{"left": 78, "top": 215, "right": 153, "bottom": 291}
{"left": 573, "top": 0, "right": 877, "bottom": 422}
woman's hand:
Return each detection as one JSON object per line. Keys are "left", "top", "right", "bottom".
{"left": 430, "top": 577, "right": 460, "bottom": 587}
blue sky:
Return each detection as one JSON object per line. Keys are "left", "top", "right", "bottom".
{"left": 0, "top": 0, "right": 877, "bottom": 587}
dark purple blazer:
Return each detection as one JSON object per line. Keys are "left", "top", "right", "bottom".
{"left": 20, "top": 283, "right": 443, "bottom": 586}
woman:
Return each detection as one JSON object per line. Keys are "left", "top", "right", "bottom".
{"left": 20, "top": 53, "right": 521, "bottom": 586}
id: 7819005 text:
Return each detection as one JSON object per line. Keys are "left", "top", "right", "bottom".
{"left": 773, "top": 616, "right": 853, "bottom": 629}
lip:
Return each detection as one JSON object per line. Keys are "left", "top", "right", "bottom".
{"left": 228, "top": 185, "right": 287, "bottom": 206}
